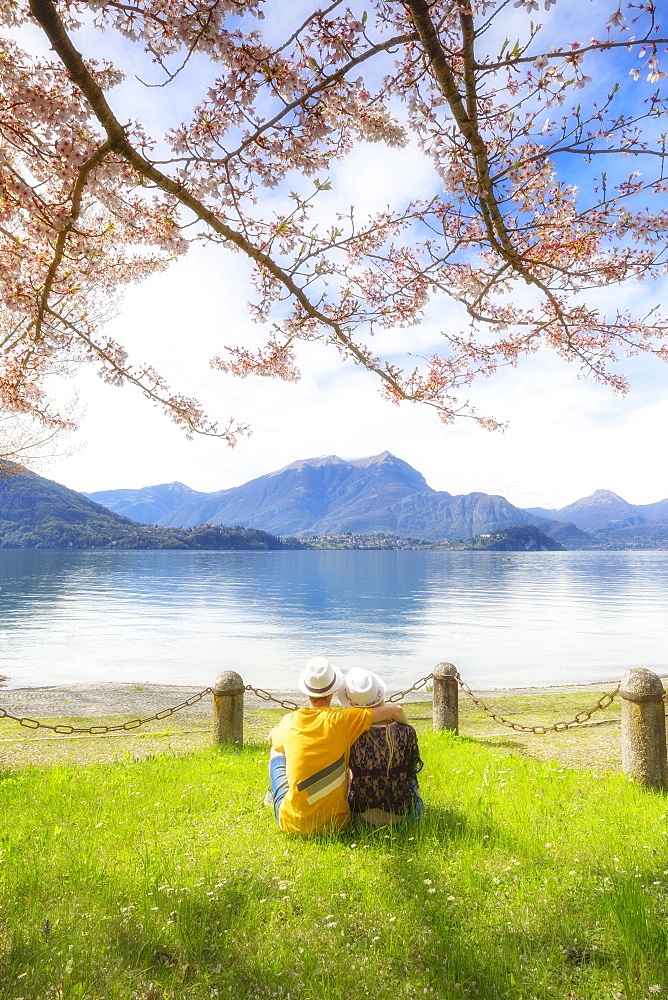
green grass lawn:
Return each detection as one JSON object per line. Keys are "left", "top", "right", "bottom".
{"left": 1, "top": 728, "right": 667, "bottom": 1000}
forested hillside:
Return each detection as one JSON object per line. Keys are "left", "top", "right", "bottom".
{"left": 0, "top": 464, "right": 292, "bottom": 550}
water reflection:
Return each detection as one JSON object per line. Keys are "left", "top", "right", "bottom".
{"left": 0, "top": 550, "right": 667, "bottom": 690}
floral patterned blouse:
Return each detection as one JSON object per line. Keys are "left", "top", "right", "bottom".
{"left": 347, "top": 722, "right": 423, "bottom": 816}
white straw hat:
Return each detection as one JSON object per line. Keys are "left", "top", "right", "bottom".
{"left": 298, "top": 656, "right": 344, "bottom": 699}
{"left": 338, "top": 668, "right": 387, "bottom": 708}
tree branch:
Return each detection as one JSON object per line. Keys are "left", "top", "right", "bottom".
{"left": 35, "top": 140, "right": 113, "bottom": 341}
{"left": 28, "top": 0, "right": 427, "bottom": 408}
{"left": 403, "top": 0, "right": 586, "bottom": 341}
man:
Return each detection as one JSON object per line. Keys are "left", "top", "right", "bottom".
{"left": 268, "top": 656, "right": 409, "bottom": 836}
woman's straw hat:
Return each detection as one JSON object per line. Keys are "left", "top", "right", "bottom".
{"left": 338, "top": 667, "right": 387, "bottom": 708}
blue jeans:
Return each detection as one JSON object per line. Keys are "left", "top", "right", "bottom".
{"left": 269, "top": 751, "right": 288, "bottom": 823}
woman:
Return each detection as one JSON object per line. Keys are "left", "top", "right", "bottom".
{"left": 339, "top": 668, "right": 424, "bottom": 826}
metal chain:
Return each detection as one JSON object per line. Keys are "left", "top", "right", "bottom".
{"left": 0, "top": 673, "right": 638, "bottom": 738}
{"left": 456, "top": 676, "right": 620, "bottom": 734}
{"left": 244, "top": 685, "right": 299, "bottom": 711}
{"left": 0, "top": 687, "right": 213, "bottom": 736}
{"left": 247, "top": 674, "right": 436, "bottom": 709}
{"left": 387, "top": 673, "right": 435, "bottom": 703}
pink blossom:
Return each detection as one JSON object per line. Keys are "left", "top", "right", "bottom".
{"left": 0, "top": 0, "right": 666, "bottom": 437}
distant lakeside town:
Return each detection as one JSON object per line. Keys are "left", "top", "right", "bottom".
{"left": 1, "top": 453, "right": 668, "bottom": 551}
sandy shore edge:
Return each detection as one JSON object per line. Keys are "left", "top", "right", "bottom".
{"left": 0, "top": 676, "right": 640, "bottom": 718}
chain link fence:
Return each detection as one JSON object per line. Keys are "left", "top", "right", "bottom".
{"left": 455, "top": 676, "right": 620, "bottom": 734}
{"left": 386, "top": 673, "right": 435, "bottom": 703}
{"left": 244, "top": 684, "right": 299, "bottom": 711}
{"left": 0, "top": 670, "right": 630, "bottom": 739}
{"left": 0, "top": 687, "right": 212, "bottom": 735}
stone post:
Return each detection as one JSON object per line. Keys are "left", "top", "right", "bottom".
{"left": 620, "top": 667, "right": 667, "bottom": 791}
{"left": 212, "top": 671, "right": 245, "bottom": 747}
{"left": 432, "top": 662, "right": 459, "bottom": 734}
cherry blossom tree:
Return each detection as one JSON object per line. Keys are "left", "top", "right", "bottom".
{"left": 1, "top": 0, "right": 667, "bottom": 439}
{"left": 0, "top": 407, "right": 75, "bottom": 473}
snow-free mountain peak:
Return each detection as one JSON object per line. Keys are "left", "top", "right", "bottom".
{"left": 272, "top": 454, "right": 349, "bottom": 475}
{"left": 573, "top": 488, "right": 626, "bottom": 504}
{"left": 86, "top": 457, "right": 668, "bottom": 543}
{"left": 88, "top": 453, "right": 583, "bottom": 544}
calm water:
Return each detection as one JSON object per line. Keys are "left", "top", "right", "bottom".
{"left": 0, "top": 549, "right": 666, "bottom": 692}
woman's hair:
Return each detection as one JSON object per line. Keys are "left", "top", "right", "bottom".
{"left": 384, "top": 721, "right": 396, "bottom": 777}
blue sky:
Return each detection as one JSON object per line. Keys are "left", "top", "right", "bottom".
{"left": 12, "top": 1, "right": 668, "bottom": 508}
{"left": 44, "top": 226, "right": 668, "bottom": 509}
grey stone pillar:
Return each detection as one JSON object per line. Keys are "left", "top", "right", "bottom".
{"left": 212, "top": 671, "right": 245, "bottom": 747}
{"left": 433, "top": 662, "right": 459, "bottom": 734}
{"left": 620, "top": 667, "right": 667, "bottom": 791}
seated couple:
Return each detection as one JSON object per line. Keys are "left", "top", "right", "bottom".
{"left": 268, "top": 656, "right": 423, "bottom": 836}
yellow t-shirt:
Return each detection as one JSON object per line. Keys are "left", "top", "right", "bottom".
{"left": 270, "top": 707, "right": 373, "bottom": 836}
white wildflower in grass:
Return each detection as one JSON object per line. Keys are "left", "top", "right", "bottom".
{"left": 4, "top": 712, "right": 668, "bottom": 997}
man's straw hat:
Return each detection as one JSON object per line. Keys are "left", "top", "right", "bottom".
{"left": 297, "top": 656, "right": 344, "bottom": 699}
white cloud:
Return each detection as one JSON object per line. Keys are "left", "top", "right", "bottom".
{"left": 37, "top": 204, "right": 668, "bottom": 509}
{"left": 14, "top": 1, "right": 668, "bottom": 511}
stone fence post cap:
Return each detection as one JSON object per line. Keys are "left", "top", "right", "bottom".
{"left": 619, "top": 666, "right": 666, "bottom": 698}
{"left": 213, "top": 670, "right": 245, "bottom": 695}
{"left": 433, "top": 662, "right": 459, "bottom": 678}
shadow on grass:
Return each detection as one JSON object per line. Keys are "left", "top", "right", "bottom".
{"left": 345, "top": 804, "right": 487, "bottom": 844}
{"left": 473, "top": 737, "right": 527, "bottom": 752}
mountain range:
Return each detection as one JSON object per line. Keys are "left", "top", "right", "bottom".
{"left": 525, "top": 490, "right": 668, "bottom": 533}
{"left": 0, "top": 463, "right": 290, "bottom": 550}
{"left": 88, "top": 451, "right": 599, "bottom": 544}
{"left": 2, "top": 451, "right": 666, "bottom": 548}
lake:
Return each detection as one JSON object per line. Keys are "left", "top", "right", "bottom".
{"left": 0, "top": 549, "right": 666, "bottom": 692}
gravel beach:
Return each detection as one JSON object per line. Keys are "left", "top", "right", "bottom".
{"left": 0, "top": 677, "right": 643, "bottom": 772}
{"left": 0, "top": 677, "right": 630, "bottom": 719}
